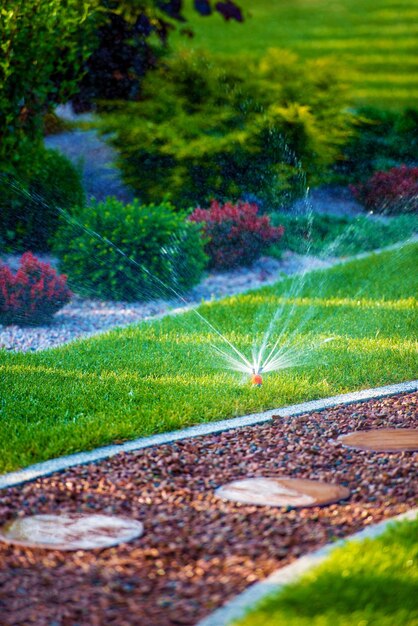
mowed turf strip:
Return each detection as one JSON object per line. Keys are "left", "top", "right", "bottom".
{"left": 0, "top": 244, "right": 417, "bottom": 473}
{"left": 0, "top": 393, "right": 416, "bottom": 626}
{"left": 237, "top": 514, "right": 418, "bottom": 626}
{"left": 171, "top": 0, "right": 418, "bottom": 108}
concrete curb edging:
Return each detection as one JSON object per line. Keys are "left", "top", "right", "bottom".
{"left": 0, "top": 380, "right": 417, "bottom": 491}
{"left": 197, "top": 507, "right": 418, "bottom": 626}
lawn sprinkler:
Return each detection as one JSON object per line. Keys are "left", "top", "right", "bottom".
{"left": 251, "top": 368, "right": 263, "bottom": 387}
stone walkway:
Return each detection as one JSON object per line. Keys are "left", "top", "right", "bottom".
{"left": 0, "top": 391, "right": 416, "bottom": 625}
{"left": 45, "top": 127, "right": 134, "bottom": 204}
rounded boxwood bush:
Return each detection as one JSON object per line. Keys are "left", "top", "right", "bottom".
{"left": 54, "top": 198, "right": 207, "bottom": 301}
{"left": 0, "top": 146, "right": 85, "bottom": 252}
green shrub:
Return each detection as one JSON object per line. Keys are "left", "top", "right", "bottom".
{"left": 332, "top": 107, "right": 418, "bottom": 184}
{"left": 0, "top": 147, "right": 85, "bottom": 252}
{"left": 0, "top": 0, "right": 98, "bottom": 168}
{"left": 190, "top": 200, "right": 284, "bottom": 269}
{"left": 97, "top": 49, "right": 353, "bottom": 209}
{"left": 54, "top": 198, "right": 207, "bottom": 301}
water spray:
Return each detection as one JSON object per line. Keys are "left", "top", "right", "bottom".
{"left": 3, "top": 179, "right": 335, "bottom": 387}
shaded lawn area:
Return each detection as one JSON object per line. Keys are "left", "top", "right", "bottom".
{"left": 235, "top": 517, "right": 418, "bottom": 626}
{"left": 269, "top": 214, "right": 418, "bottom": 258}
{"left": 171, "top": 0, "right": 418, "bottom": 109}
{"left": 0, "top": 244, "right": 417, "bottom": 473}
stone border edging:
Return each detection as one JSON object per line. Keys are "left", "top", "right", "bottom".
{"left": 0, "top": 380, "right": 416, "bottom": 490}
{"left": 197, "top": 507, "right": 418, "bottom": 626}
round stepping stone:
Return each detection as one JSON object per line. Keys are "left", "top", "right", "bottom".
{"left": 216, "top": 477, "right": 350, "bottom": 508}
{"left": 0, "top": 514, "right": 143, "bottom": 551}
{"left": 338, "top": 428, "right": 418, "bottom": 452}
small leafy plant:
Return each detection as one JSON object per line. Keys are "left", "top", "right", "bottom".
{"left": 55, "top": 198, "right": 207, "bottom": 301}
{"left": 0, "top": 252, "right": 72, "bottom": 326}
{"left": 351, "top": 165, "right": 418, "bottom": 214}
{"left": 189, "top": 200, "right": 284, "bottom": 269}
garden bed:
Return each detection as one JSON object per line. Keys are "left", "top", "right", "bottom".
{"left": 0, "top": 251, "right": 334, "bottom": 353}
{"left": 0, "top": 392, "right": 416, "bottom": 626}
{"left": 1, "top": 244, "right": 416, "bottom": 474}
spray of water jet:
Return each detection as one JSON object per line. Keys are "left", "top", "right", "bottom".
{"left": 3, "top": 178, "right": 256, "bottom": 377}
{"left": 3, "top": 173, "right": 350, "bottom": 387}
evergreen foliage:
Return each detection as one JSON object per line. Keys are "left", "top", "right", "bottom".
{"left": 0, "top": 0, "right": 98, "bottom": 166}
{"left": 97, "top": 49, "right": 353, "bottom": 209}
{"left": 0, "top": 147, "right": 85, "bottom": 252}
{"left": 55, "top": 198, "right": 207, "bottom": 301}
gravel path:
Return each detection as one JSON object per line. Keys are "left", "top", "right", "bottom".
{"left": 45, "top": 128, "right": 134, "bottom": 204}
{"left": 0, "top": 252, "right": 335, "bottom": 353}
{"left": 45, "top": 106, "right": 134, "bottom": 204}
{"left": 0, "top": 392, "right": 416, "bottom": 626}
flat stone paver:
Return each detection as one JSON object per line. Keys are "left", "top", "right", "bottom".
{"left": 338, "top": 428, "right": 418, "bottom": 452}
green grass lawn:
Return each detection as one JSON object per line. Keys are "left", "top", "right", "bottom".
{"left": 0, "top": 243, "right": 417, "bottom": 474}
{"left": 234, "top": 516, "right": 418, "bottom": 626}
{"left": 269, "top": 214, "right": 418, "bottom": 258}
{"left": 171, "top": 0, "right": 418, "bottom": 109}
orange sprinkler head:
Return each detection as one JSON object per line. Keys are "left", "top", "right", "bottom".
{"left": 251, "top": 373, "right": 263, "bottom": 387}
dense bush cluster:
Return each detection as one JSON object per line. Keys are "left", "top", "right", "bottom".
{"left": 0, "top": 147, "right": 85, "bottom": 252}
{"left": 97, "top": 49, "right": 353, "bottom": 209}
{"left": 2, "top": 0, "right": 415, "bottom": 302}
{"left": 0, "top": 0, "right": 98, "bottom": 168}
{"left": 0, "top": 253, "right": 72, "bottom": 326}
{"left": 351, "top": 165, "right": 418, "bottom": 214}
{"left": 0, "top": 0, "right": 93, "bottom": 255}
{"left": 55, "top": 198, "right": 207, "bottom": 301}
{"left": 332, "top": 107, "right": 418, "bottom": 184}
{"left": 189, "top": 201, "right": 284, "bottom": 269}
{"left": 73, "top": 0, "right": 243, "bottom": 111}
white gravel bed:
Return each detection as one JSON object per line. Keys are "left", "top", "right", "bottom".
{"left": 0, "top": 252, "right": 334, "bottom": 353}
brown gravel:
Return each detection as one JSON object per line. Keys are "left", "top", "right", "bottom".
{"left": 0, "top": 392, "right": 417, "bottom": 626}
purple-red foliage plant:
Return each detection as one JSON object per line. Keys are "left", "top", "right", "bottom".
{"left": 0, "top": 252, "right": 72, "bottom": 326}
{"left": 189, "top": 200, "right": 284, "bottom": 269}
{"left": 351, "top": 165, "right": 418, "bottom": 214}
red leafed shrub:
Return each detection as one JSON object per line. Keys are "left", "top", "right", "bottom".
{"left": 0, "top": 252, "right": 72, "bottom": 326}
{"left": 351, "top": 165, "right": 418, "bottom": 215}
{"left": 189, "top": 200, "right": 284, "bottom": 269}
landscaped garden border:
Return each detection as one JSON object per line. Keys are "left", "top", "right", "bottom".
{"left": 197, "top": 507, "right": 418, "bottom": 626}
{"left": 0, "top": 390, "right": 416, "bottom": 626}
{"left": 0, "top": 380, "right": 416, "bottom": 489}
{"left": 1, "top": 241, "right": 417, "bottom": 474}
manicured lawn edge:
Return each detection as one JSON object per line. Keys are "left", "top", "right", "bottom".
{"left": 2, "top": 242, "right": 416, "bottom": 473}
{"left": 196, "top": 507, "right": 418, "bottom": 626}
{"left": 1, "top": 380, "right": 416, "bottom": 489}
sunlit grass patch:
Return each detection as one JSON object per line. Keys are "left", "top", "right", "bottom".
{"left": 0, "top": 244, "right": 416, "bottom": 473}
{"left": 171, "top": 0, "right": 418, "bottom": 107}
{"left": 234, "top": 517, "right": 418, "bottom": 626}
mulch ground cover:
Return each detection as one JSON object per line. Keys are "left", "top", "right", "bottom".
{"left": 0, "top": 392, "right": 416, "bottom": 626}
